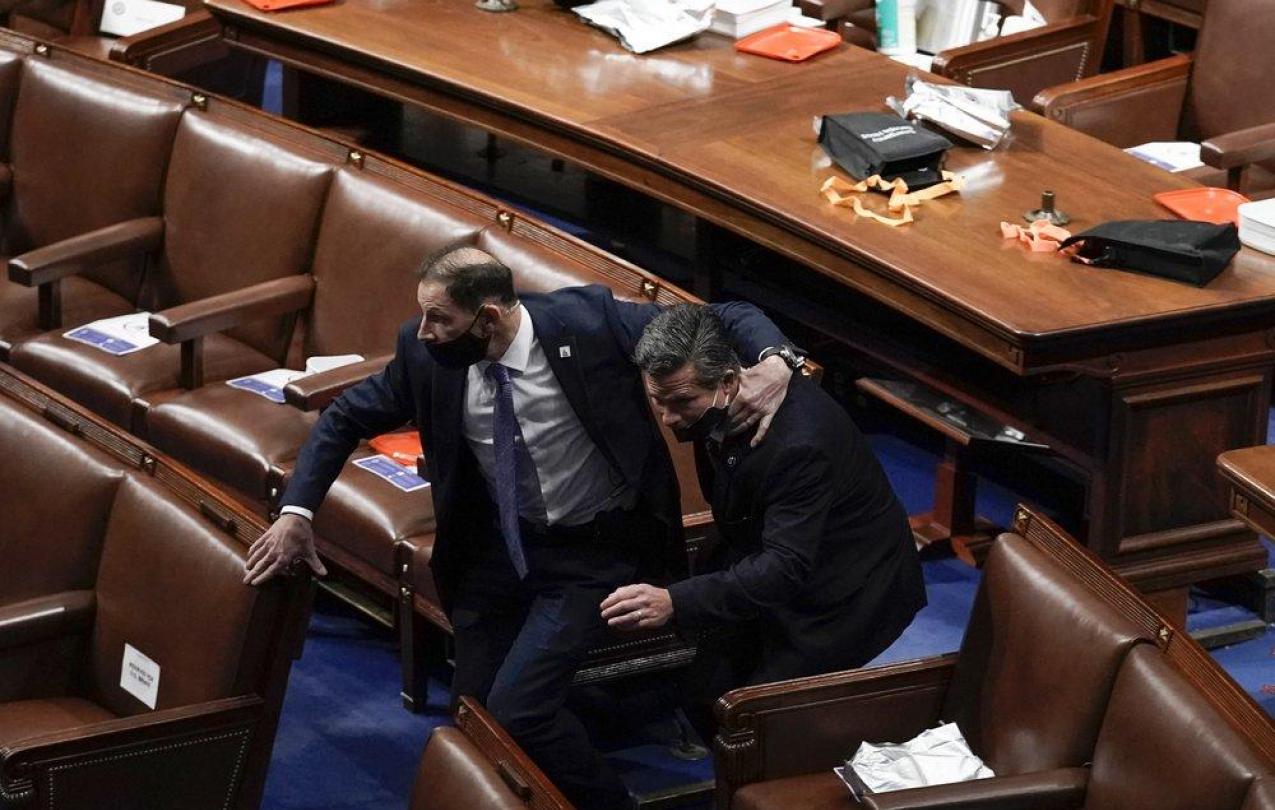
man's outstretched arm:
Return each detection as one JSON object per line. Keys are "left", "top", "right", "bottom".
{"left": 244, "top": 325, "right": 418, "bottom": 585}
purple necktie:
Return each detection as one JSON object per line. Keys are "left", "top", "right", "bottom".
{"left": 485, "top": 362, "right": 528, "bottom": 579}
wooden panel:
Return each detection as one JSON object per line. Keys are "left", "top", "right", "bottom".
{"left": 1117, "top": 372, "right": 1268, "bottom": 539}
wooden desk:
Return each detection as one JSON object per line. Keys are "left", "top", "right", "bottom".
{"left": 205, "top": 0, "right": 1275, "bottom": 606}
{"left": 1220, "top": 446, "right": 1275, "bottom": 540}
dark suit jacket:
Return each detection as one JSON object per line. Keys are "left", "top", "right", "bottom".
{"left": 281, "top": 285, "right": 785, "bottom": 609}
{"left": 669, "top": 374, "right": 926, "bottom": 680}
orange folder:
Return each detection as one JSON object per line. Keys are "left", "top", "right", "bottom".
{"left": 240, "top": 0, "right": 333, "bottom": 13}
{"left": 369, "top": 432, "right": 423, "bottom": 468}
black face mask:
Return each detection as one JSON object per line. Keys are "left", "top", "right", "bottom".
{"left": 424, "top": 311, "right": 491, "bottom": 370}
{"left": 672, "top": 388, "right": 731, "bottom": 443}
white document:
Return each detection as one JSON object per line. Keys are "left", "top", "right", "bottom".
{"left": 574, "top": 0, "right": 715, "bottom": 54}
{"left": 100, "top": 0, "right": 185, "bottom": 37}
{"left": 226, "top": 354, "right": 364, "bottom": 404}
{"left": 120, "top": 643, "right": 160, "bottom": 710}
{"left": 999, "top": 0, "right": 1045, "bottom": 34}
{"left": 63, "top": 312, "right": 159, "bottom": 356}
{"left": 845, "top": 723, "right": 994, "bottom": 794}
{"left": 1125, "top": 141, "right": 1204, "bottom": 173}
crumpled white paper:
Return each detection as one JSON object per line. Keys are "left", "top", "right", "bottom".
{"left": 573, "top": 0, "right": 714, "bottom": 54}
{"left": 848, "top": 722, "right": 995, "bottom": 793}
{"left": 886, "top": 74, "right": 1020, "bottom": 149}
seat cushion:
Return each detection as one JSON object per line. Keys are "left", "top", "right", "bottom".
{"left": 277, "top": 445, "right": 435, "bottom": 581}
{"left": 146, "top": 383, "right": 317, "bottom": 501}
{"left": 732, "top": 773, "right": 863, "bottom": 810}
{"left": 0, "top": 697, "right": 115, "bottom": 747}
{"left": 0, "top": 276, "right": 134, "bottom": 360}
{"left": 10, "top": 329, "right": 276, "bottom": 431}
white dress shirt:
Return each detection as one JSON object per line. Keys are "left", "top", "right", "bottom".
{"left": 282, "top": 305, "right": 632, "bottom": 526}
{"left": 464, "top": 305, "right": 631, "bottom": 527}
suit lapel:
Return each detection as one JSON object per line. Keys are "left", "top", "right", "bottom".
{"left": 523, "top": 296, "right": 623, "bottom": 474}
{"left": 430, "top": 363, "right": 468, "bottom": 486}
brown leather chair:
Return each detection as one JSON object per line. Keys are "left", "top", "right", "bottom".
{"left": 0, "top": 363, "right": 310, "bottom": 810}
{"left": 713, "top": 505, "right": 1157, "bottom": 809}
{"left": 808, "top": 0, "right": 1114, "bottom": 106}
{"left": 0, "top": 50, "right": 185, "bottom": 360}
{"left": 1082, "top": 643, "right": 1270, "bottom": 810}
{"left": 411, "top": 697, "right": 571, "bottom": 810}
{"left": 9, "top": 109, "right": 335, "bottom": 431}
{"left": 1035, "top": 0, "right": 1275, "bottom": 198}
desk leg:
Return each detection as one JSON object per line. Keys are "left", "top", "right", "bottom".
{"left": 909, "top": 439, "right": 999, "bottom": 565}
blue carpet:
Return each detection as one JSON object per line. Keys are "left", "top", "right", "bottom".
{"left": 263, "top": 421, "right": 1275, "bottom": 810}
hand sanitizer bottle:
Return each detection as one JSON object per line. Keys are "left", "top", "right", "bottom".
{"left": 875, "top": 0, "right": 917, "bottom": 56}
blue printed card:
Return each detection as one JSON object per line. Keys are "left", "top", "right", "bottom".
{"left": 354, "top": 454, "right": 430, "bottom": 493}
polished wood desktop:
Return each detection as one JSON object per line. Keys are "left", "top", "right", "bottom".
{"left": 204, "top": 0, "right": 1275, "bottom": 612}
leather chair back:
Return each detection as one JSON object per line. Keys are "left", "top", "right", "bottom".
{"left": 941, "top": 533, "right": 1149, "bottom": 775}
{"left": 410, "top": 727, "right": 530, "bottom": 810}
{"left": 1085, "top": 644, "right": 1270, "bottom": 810}
{"left": 0, "top": 396, "right": 123, "bottom": 603}
{"left": 5, "top": 59, "right": 182, "bottom": 302}
{"left": 148, "top": 111, "right": 334, "bottom": 365}
{"left": 0, "top": 52, "right": 20, "bottom": 161}
{"left": 303, "top": 169, "right": 487, "bottom": 361}
{"left": 1182, "top": 0, "right": 1275, "bottom": 145}
{"left": 87, "top": 474, "right": 270, "bottom": 716}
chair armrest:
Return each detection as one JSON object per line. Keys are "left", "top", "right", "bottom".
{"left": 932, "top": 15, "right": 1107, "bottom": 106}
{"left": 0, "top": 591, "right": 94, "bottom": 652}
{"left": 714, "top": 654, "right": 957, "bottom": 799}
{"left": 148, "top": 275, "right": 315, "bottom": 345}
{"left": 1201, "top": 121, "right": 1275, "bottom": 170}
{"left": 7, "top": 217, "right": 164, "bottom": 288}
{"left": 109, "top": 9, "right": 221, "bottom": 66}
{"left": 281, "top": 354, "right": 392, "bottom": 411}
{"left": 863, "top": 768, "right": 1090, "bottom": 810}
{"left": 0, "top": 695, "right": 262, "bottom": 802}
{"left": 1033, "top": 53, "right": 1191, "bottom": 146}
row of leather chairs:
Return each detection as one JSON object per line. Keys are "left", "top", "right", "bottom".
{"left": 0, "top": 362, "right": 310, "bottom": 809}
{"left": 0, "top": 34, "right": 717, "bottom": 710}
{"left": 414, "top": 504, "right": 1275, "bottom": 809}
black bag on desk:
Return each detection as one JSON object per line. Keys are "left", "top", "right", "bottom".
{"left": 1058, "top": 220, "right": 1241, "bottom": 286}
{"left": 818, "top": 112, "right": 952, "bottom": 189}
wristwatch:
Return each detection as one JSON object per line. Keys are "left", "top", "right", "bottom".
{"left": 758, "top": 344, "right": 807, "bottom": 371}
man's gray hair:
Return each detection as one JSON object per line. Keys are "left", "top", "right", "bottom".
{"left": 634, "top": 304, "right": 740, "bottom": 386}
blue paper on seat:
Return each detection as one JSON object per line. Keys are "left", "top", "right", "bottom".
{"left": 354, "top": 454, "right": 430, "bottom": 493}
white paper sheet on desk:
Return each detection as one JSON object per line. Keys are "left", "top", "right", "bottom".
{"left": 99, "top": 0, "right": 184, "bottom": 37}
{"left": 574, "top": 0, "right": 714, "bottom": 54}
{"left": 847, "top": 722, "right": 994, "bottom": 794}
{"left": 1125, "top": 141, "right": 1203, "bottom": 173}
{"left": 225, "top": 354, "right": 364, "bottom": 404}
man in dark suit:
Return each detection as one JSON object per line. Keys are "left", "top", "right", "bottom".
{"left": 602, "top": 304, "right": 925, "bottom": 700}
{"left": 243, "top": 246, "right": 792, "bottom": 809}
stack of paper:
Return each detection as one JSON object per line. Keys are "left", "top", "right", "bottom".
{"left": 1125, "top": 142, "right": 1204, "bottom": 173}
{"left": 1238, "top": 199, "right": 1275, "bottom": 256}
{"left": 710, "top": 0, "right": 791, "bottom": 38}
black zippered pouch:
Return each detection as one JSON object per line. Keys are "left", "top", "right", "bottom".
{"left": 1058, "top": 220, "right": 1241, "bottom": 286}
{"left": 818, "top": 112, "right": 952, "bottom": 190}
